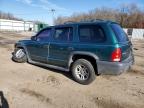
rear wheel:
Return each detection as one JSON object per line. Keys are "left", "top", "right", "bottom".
{"left": 71, "top": 59, "right": 96, "bottom": 85}
{"left": 12, "top": 48, "right": 27, "bottom": 63}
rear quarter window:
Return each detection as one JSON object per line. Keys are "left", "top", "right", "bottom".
{"left": 78, "top": 25, "right": 106, "bottom": 43}
{"left": 111, "top": 24, "right": 129, "bottom": 42}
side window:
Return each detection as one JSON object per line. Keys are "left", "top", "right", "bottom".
{"left": 36, "top": 29, "right": 52, "bottom": 41}
{"left": 54, "top": 27, "right": 73, "bottom": 42}
{"left": 79, "top": 25, "right": 106, "bottom": 43}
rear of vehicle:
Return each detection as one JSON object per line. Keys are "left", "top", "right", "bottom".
{"left": 97, "top": 22, "right": 134, "bottom": 75}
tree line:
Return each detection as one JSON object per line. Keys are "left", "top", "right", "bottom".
{"left": 54, "top": 4, "right": 144, "bottom": 28}
{"left": 0, "top": 11, "right": 45, "bottom": 24}
{"left": 0, "top": 11, "right": 23, "bottom": 21}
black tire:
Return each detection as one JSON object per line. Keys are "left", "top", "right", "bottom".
{"left": 12, "top": 48, "right": 27, "bottom": 63}
{"left": 71, "top": 59, "right": 96, "bottom": 85}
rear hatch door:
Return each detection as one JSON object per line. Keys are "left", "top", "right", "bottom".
{"left": 111, "top": 23, "right": 133, "bottom": 61}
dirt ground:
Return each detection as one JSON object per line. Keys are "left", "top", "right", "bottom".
{"left": 0, "top": 31, "right": 144, "bottom": 108}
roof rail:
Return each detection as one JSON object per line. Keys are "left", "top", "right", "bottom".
{"left": 64, "top": 21, "right": 77, "bottom": 24}
{"left": 63, "top": 19, "right": 109, "bottom": 25}
{"left": 80, "top": 19, "right": 105, "bottom": 22}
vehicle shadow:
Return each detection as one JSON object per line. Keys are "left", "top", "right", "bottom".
{"left": 0, "top": 91, "right": 9, "bottom": 108}
{"left": 31, "top": 64, "right": 74, "bottom": 82}
{"left": 10, "top": 54, "right": 75, "bottom": 82}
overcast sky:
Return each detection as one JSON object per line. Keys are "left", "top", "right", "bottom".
{"left": 0, "top": 0, "right": 144, "bottom": 25}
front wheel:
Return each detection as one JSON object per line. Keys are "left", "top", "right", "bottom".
{"left": 71, "top": 59, "right": 96, "bottom": 85}
{"left": 12, "top": 48, "right": 27, "bottom": 63}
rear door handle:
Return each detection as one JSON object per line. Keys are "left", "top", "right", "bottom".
{"left": 43, "top": 45, "right": 49, "bottom": 48}
{"left": 60, "top": 47, "right": 64, "bottom": 50}
{"left": 68, "top": 47, "right": 74, "bottom": 51}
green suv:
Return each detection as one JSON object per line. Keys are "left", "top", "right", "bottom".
{"left": 12, "top": 20, "right": 134, "bottom": 85}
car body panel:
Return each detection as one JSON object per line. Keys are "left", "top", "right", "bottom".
{"left": 25, "top": 41, "right": 49, "bottom": 63}
{"left": 48, "top": 42, "right": 72, "bottom": 67}
{"left": 14, "top": 20, "right": 134, "bottom": 75}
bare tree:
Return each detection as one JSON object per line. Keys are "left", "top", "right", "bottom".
{"left": 0, "top": 11, "right": 23, "bottom": 21}
{"left": 54, "top": 3, "right": 144, "bottom": 28}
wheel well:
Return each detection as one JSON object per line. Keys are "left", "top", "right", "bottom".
{"left": 16, "top": 46, "right": 24, "bottom": 49}
{"left": 15, "top": 47, "right": 27, "bottom": 54}
{"left": 71, "top": 54, "right": 98, "bottom": 75}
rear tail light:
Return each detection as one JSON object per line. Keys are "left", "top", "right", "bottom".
{"left": 111, "top": 48, "right": 122, "bottom": 62}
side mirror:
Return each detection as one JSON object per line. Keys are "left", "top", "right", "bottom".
{"left": 31, "top": 36, "right": 37, "bottom": 41}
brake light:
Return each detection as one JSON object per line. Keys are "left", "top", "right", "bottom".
{"left": 111, "top": 48, "right": 122, "bottom": 62}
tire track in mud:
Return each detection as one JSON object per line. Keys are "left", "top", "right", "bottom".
{"left": 91, "top": 96, "right": 143, "bottom": 108}
{"left": 20, "top": 88, "right": 52, "bottom": 104}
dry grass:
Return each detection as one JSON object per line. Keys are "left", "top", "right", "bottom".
{"left": 128, "top": 66, "right": 144, "bottom": 75}
{"left": 91, "top": 96, "right": 138, "bottom": 108}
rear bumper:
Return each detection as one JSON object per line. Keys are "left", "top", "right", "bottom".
{"left": 97, "top": 56, "right": 134, "bottom": 75}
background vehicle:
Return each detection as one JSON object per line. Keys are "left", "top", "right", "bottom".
{"left": 12, "top": 20, "right": 134, "bottom": 85}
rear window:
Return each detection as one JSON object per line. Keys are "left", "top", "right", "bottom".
{"left": 111, "top": 24, "right": 129, "bottom": 42}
